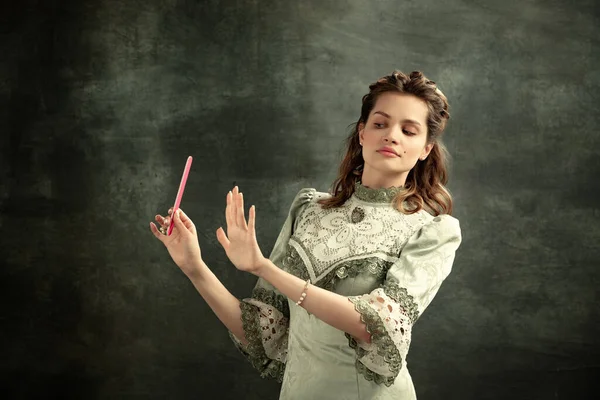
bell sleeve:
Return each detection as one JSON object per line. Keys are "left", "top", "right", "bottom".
{"left": 345, "top": 214, "right": 462, "bottom": 386}
{"left": 228, "top": 187, "right": 315, "bottom": 382}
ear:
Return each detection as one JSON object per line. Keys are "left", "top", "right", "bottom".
{"left": 420, "top": 143, "right": 434, "bottom": 160}
{"left": 358, "top": 122, "right": 365, "bottom": 143}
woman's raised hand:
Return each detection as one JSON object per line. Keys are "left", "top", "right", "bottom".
{"left": 150, "top": 207, "right": 203, "bottom": 279}
{"left": 216, "top": 186, "right": 266, "bottom": 276}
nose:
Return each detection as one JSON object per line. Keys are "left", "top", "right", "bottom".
{"left": 383, "top": 125, "right": 402, "bottom": 144}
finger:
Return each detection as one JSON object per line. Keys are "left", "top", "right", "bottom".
{"left": 156, "top": 214, "right": 170, "bottom": 230}
{"left": 156, "top": 213, "right": 170, "bottom": 229}
{"left": 248, "top": 205, "right": 256, "bottom": 233}
{"left": 172, "top": 209, "right": 191, "bottom": 235}
{"left": 231, "top": 187, "right": 238, "bottom": 227}
{"left": 166, "top": 208, "right": 174, "bottom": 227}
{"left": 170, "top": 210, "right": 184, "bottom": 236}
{"left": 176, "top": 208, "right": 196, "bottom": 234}
{"left": 149, "top": 222, "right": 166, "bottom": 242}
{"left": 163, "top": 207, "right": 173, "bottom": 229}
{"left": 225, "top": 191, "right": 234, "bottom": 229}
{"left": 216, "top": 226, "right": 230, "bottom": 252}
{"left": 237, "top": 192, "right": 247, "bottom": 229}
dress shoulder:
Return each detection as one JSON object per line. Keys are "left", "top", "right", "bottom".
{"left": 411, "top": 213, "right": 461, "bottom": 246}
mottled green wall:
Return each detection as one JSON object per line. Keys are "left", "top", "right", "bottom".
{"left": 1, "top": 0, "right": 598, "bottom": 398}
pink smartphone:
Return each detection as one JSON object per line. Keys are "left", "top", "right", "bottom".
{"left": 167, "top": 156, "right": 193, "bottom": 236}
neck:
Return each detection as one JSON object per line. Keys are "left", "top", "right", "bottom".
{"left": 354, "top": 180, "right": 404, "bottom": 203}
{"left": 359, "top": 168, "right": 407, "bottom": 189}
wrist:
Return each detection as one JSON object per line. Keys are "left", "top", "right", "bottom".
{"left": 185, "top": 259, "right": 208, "bottom": 281}
{"left": 255, "top": 257, "right": 275, "bottom": 279}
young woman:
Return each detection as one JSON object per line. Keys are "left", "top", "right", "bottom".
{"left": 150, "top": 70, "right": 462, "bottom": 400}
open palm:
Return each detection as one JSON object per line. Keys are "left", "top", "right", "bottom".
{"left": 216, "top": 186, "right": 266, "bottom": 275}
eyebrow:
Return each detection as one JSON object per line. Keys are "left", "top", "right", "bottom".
{"left": 373, "top": 111, "right": 422, "bottom": 127}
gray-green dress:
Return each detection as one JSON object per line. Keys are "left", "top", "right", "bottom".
{"left": 229, "top": 183, "right": 462, "bottom": 399}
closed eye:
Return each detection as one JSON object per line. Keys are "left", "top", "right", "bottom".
{"left": 373, "top": 122, "right": 416, "bottom": 136}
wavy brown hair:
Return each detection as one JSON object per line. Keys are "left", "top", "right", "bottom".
{"left": 317, "top": 70, "right": 454, "bottom": 216}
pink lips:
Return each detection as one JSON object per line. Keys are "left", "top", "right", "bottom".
{"left": 377, "top": 149, "right": 399, "bottom": 157}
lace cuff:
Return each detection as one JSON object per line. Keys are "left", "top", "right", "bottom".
{"left": 229, "top": 296, "right": 289, "bottom": 382}
{"left": 345, "top": 283, "right": 417, "bottom": 387}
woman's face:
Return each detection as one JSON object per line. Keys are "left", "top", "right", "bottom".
{"left": 358, "top": 92, "right": 433, "bottom": 188}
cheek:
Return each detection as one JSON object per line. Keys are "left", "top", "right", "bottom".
{"left": 404, "top": 138, "right": 427, "bottom": 156}
{"left": 363, "top": 129, "right": 375, "bottom": 142}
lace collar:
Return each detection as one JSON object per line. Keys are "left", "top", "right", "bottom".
{"left": 353, "top": 181, "right": 404, "bottom": 204}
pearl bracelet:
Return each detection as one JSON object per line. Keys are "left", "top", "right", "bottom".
{"left": 296, "top": 279, "right": 310, "bottom": 306}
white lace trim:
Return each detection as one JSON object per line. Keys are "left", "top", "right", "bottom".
{"left": 245, "top": 299, "right": 289, "bottom": 363}
{"left": 353, "top": 288, "right": 413, "bottom": 377}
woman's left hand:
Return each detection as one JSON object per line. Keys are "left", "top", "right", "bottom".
{"left": 216, "top": 186, "right": 267, "bottom": 276}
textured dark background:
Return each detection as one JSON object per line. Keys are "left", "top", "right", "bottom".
{"left": 1, "top": 0, "right": 599, "bottom": 399}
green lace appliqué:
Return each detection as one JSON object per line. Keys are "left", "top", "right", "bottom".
{"left": 281, "top": 244, "right": 310, "bottom": 281}
{"left": 230, "top": 301, "right": 286, "bottom": 383}
{"left": 345, "top": 298, "right": 400, "bottom": 387}
{"left": 354, "top": 182, "right": 404, "bottom": 204}
{"left": 319, "top": 257, "right": 392, "bottom": 292}
{"left": 281, "top": 243, "right": 395, "bottom": 294}
{"left": 251, "top": 287, "right": 290, "bottom": 319}
{"left": 345, "top": 283, "right": 420, "bottom": 386}
{"left": 383, "top": 281, "right": 420, "bottom": 324}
